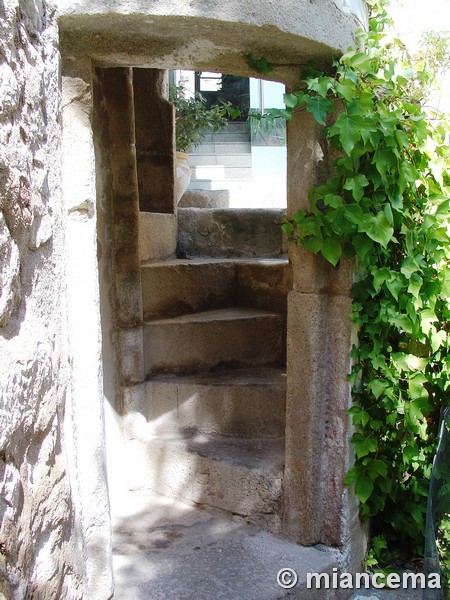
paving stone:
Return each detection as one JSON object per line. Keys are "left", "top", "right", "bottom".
{"left": 112, "top": 490, "right": 343, "bottom": 600}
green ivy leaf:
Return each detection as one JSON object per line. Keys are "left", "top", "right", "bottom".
{"left": 401, "top": 256, "right": 421, "bottom": 279}
{"left": 281, "top": 222, "right": 294, "bottom": 236}
{"left": 336, "top": 80, "right": 357, "bottom": 101}
{"left": 355, "top": 474, "right": 375, "bottom": 503}
{"left": 344, "top": 466, "right": 360, "bottom": 484}
{"left": 306, "top": 76, "right": 333, "bottom": 97}
{"left": 373, "top": 267, "right": 391, "bottom": 292}
{"left": 349, "top": 52, "right": 373, "bottom": 71}
{"left": 408, "top": 373, "right": 429, "bottom": 400}
{"left": 348, "top": 406, "right": 371, "bottom": 426}
{"left": 245, "top": 53, "right": 273, "bottom": 75}
{"left": 353, "top": 233, "right": 374, "bottom": 260}
{"left": 321, "top": 237, "right": 342, "bottom": 266}
{"left": 386, "top": 274, "right": 404, "bottom": 300}
{"left": 344, "top": 174, "right": 370, "bottom": 202}
{"left": 367, "top": 459, "right": 388, "bottom": 480}
{"left": 284, "top": 93, "right": 300, "bottom": 109}
{"left": 431, "top": 329, "right": 447, "bottom": 353}
{"left": 305, "top": 95, "right": 333, "bottom": 124}
{"left": 405, "top": 354, "right": 428, "bottom": 371}
{"left": 407, "top": 273, "right": 423, "bottom": 298}
{"left": 324, "top": 194, "right": 344, "bottom": 208}
{"left": 331, "top": 112, "right": 366, "bottom": 155}
{"left": 352, "top": 432, "right": 378, "bottom": 458}
{"left": 421, "top": 308, "right": 438, "bottom": 336}
{"left": 360, "top": 212, "right": 394, "bottom": 247}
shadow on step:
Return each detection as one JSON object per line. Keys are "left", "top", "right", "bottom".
{"left": 112, "top": 489, "right": 341, "bottom": 600}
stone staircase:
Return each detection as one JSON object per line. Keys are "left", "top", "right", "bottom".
{"left": 187, "top": 122, "right": 253, "bottom": 205}
{"left": 124, "top": 207, "right": 290, "bottom": 535}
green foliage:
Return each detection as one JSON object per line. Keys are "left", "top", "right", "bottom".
{"left": 249, "top": 108, "right": 289, "bottom": 146}
{"left": 245, "top": 53, "right": 273, "bottom": 75}
{"left": 280, "top": 0, "right": 450, "bottom": 581}
{"left": 419, "top": 30, "right": 450, "bottom": 79}
{"left": 169, "top": 85, "right": 238, "bottom": 152}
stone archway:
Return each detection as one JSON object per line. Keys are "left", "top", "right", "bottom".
{"left": 59, "top": 1, "right": 368, "bottom": 593}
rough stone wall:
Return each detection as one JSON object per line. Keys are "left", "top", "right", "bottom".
{"left": 0, "top": 2, "right": 85, "bottom": 597}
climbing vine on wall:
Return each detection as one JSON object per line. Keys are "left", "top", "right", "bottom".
{"left": 250, "top": 0, "right": 450, "bottom": 579}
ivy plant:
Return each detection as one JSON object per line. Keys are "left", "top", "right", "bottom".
{"left": 249, "top": 0, "right": 450, "bottom": 583}
{"left": 169, "top": 84, "right": 239, "bottom": 152}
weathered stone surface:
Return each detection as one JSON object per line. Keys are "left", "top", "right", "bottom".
{"left": 124, "top": 367, "right": 286, "bottom": 438}
{"left": 0, "top": 212, "right": 20, "bottom": 326}
{"left": 284, "top": 105, "right": 365, "bottom": 566}
{"left": 124, "top": 430, "right": 284, "bottom": 534}
{"left": 0, "top": 3, "right": 88, "bottom": 598}
{"left": 95, "top": 67, "right": 143, "bottom": 329}
{"left": 0, "top": 3, "right": 112, "bottom": 598}
{"left": 179, "top": 189, "right": 230, "bottom": 209}
{"left": 144, "top": 307, "right": 285, "bottom": 375}
{"left": 62, "top": 75, "right": 114, "bottom": 600}
{"left": 133, "top": 68, "right": 175, "bottom": 213}
{"left": 57, "top": 0, "right": 366, "bottom": 78}
{"left": 141, "top": 258, "right": 290, "bottom": 319}
{"left": 0, "top": 62, "right": 20, "bottom": 117}
{"left": 282, "top": 291, "right": 354, "bottom": 548}
{"left": 236, "top": 260, "right": 292, "bottom": 314}
{"left": 141, "top": 259, "right": 236, "bottom": 319}
{"left": 112, "top": 490, "right": 346, "bottom": 600}
{"left": 117, "top": 326, "right": 145, "bottom": 384}
{"left": 177, "top": 208, "right": 287, "bottom": 258}
{"left": 286, "top": 100, "right": 353, "bottom": 297}
{"left": 139, "top": 212, "right": 177, "bottom": 262}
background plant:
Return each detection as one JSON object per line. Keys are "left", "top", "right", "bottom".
{"left": 251, "top": 0, "right": 450, "bottom": 584}
{"left": 248, "top": 108, "right": 288, "bottom": 146}
{"left": 169, "top": 84, "right": 239, "bottom": 152}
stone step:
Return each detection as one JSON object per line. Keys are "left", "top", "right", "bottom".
{"left": 141, "top": 258, "right": 235, "bottom": 320}
{"left": 222, "top": 122, "right": 250, "bottom": 133}
{"left": 143, "top": 307, "right": 285, "bottom": 376}
{"left": 141, "top": 258, "right": 290, "bottom": 320}
{"left": 236, "top": 259, "right": 292, "bottom": 314}
{"left": 188, "top": 153, "right": 252, "bottom": 167}
{"left": 113, "top": 490, "right": 342, "bottom": 600}
{"left": 200, "top": 131, "right": 250, "bottom": 143}
{"left": 190, "top": 142, "right": 251, "bottom": 155}
{"left": 124, "top": 367, "right": 286, "bottom": 437}
{"left": 186, "top": 180, "right": 261, "bottom": 207}
{"left": 185, "top": 184, "right": 287, "bottom": 209}
{"left": 177, "top": 207, "right": 287, "bottom": 258}
{"left": 187, "top": 179, "right": 253, "bottom": 192}
{"left": 126, "top": 431, "right": 285, "bottom": 533}
{"left": 191, "top": 165, "right": 252, "bottom": 181}
{"left": 178, "top": 189, "right": 230, "bottom": 208}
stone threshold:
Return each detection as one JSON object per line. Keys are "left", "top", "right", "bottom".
{"left": 111, "top": 489, "right": 342, "bottom": 600}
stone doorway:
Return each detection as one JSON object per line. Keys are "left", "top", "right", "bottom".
{"left": 60, "top": 4, "right": 367, "bottom": 587}
{"left": 86, "top": 60, "right": 364, "bottom": 565}
{"left": 92, "top": 66, "right": 289, "bottom": 534}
